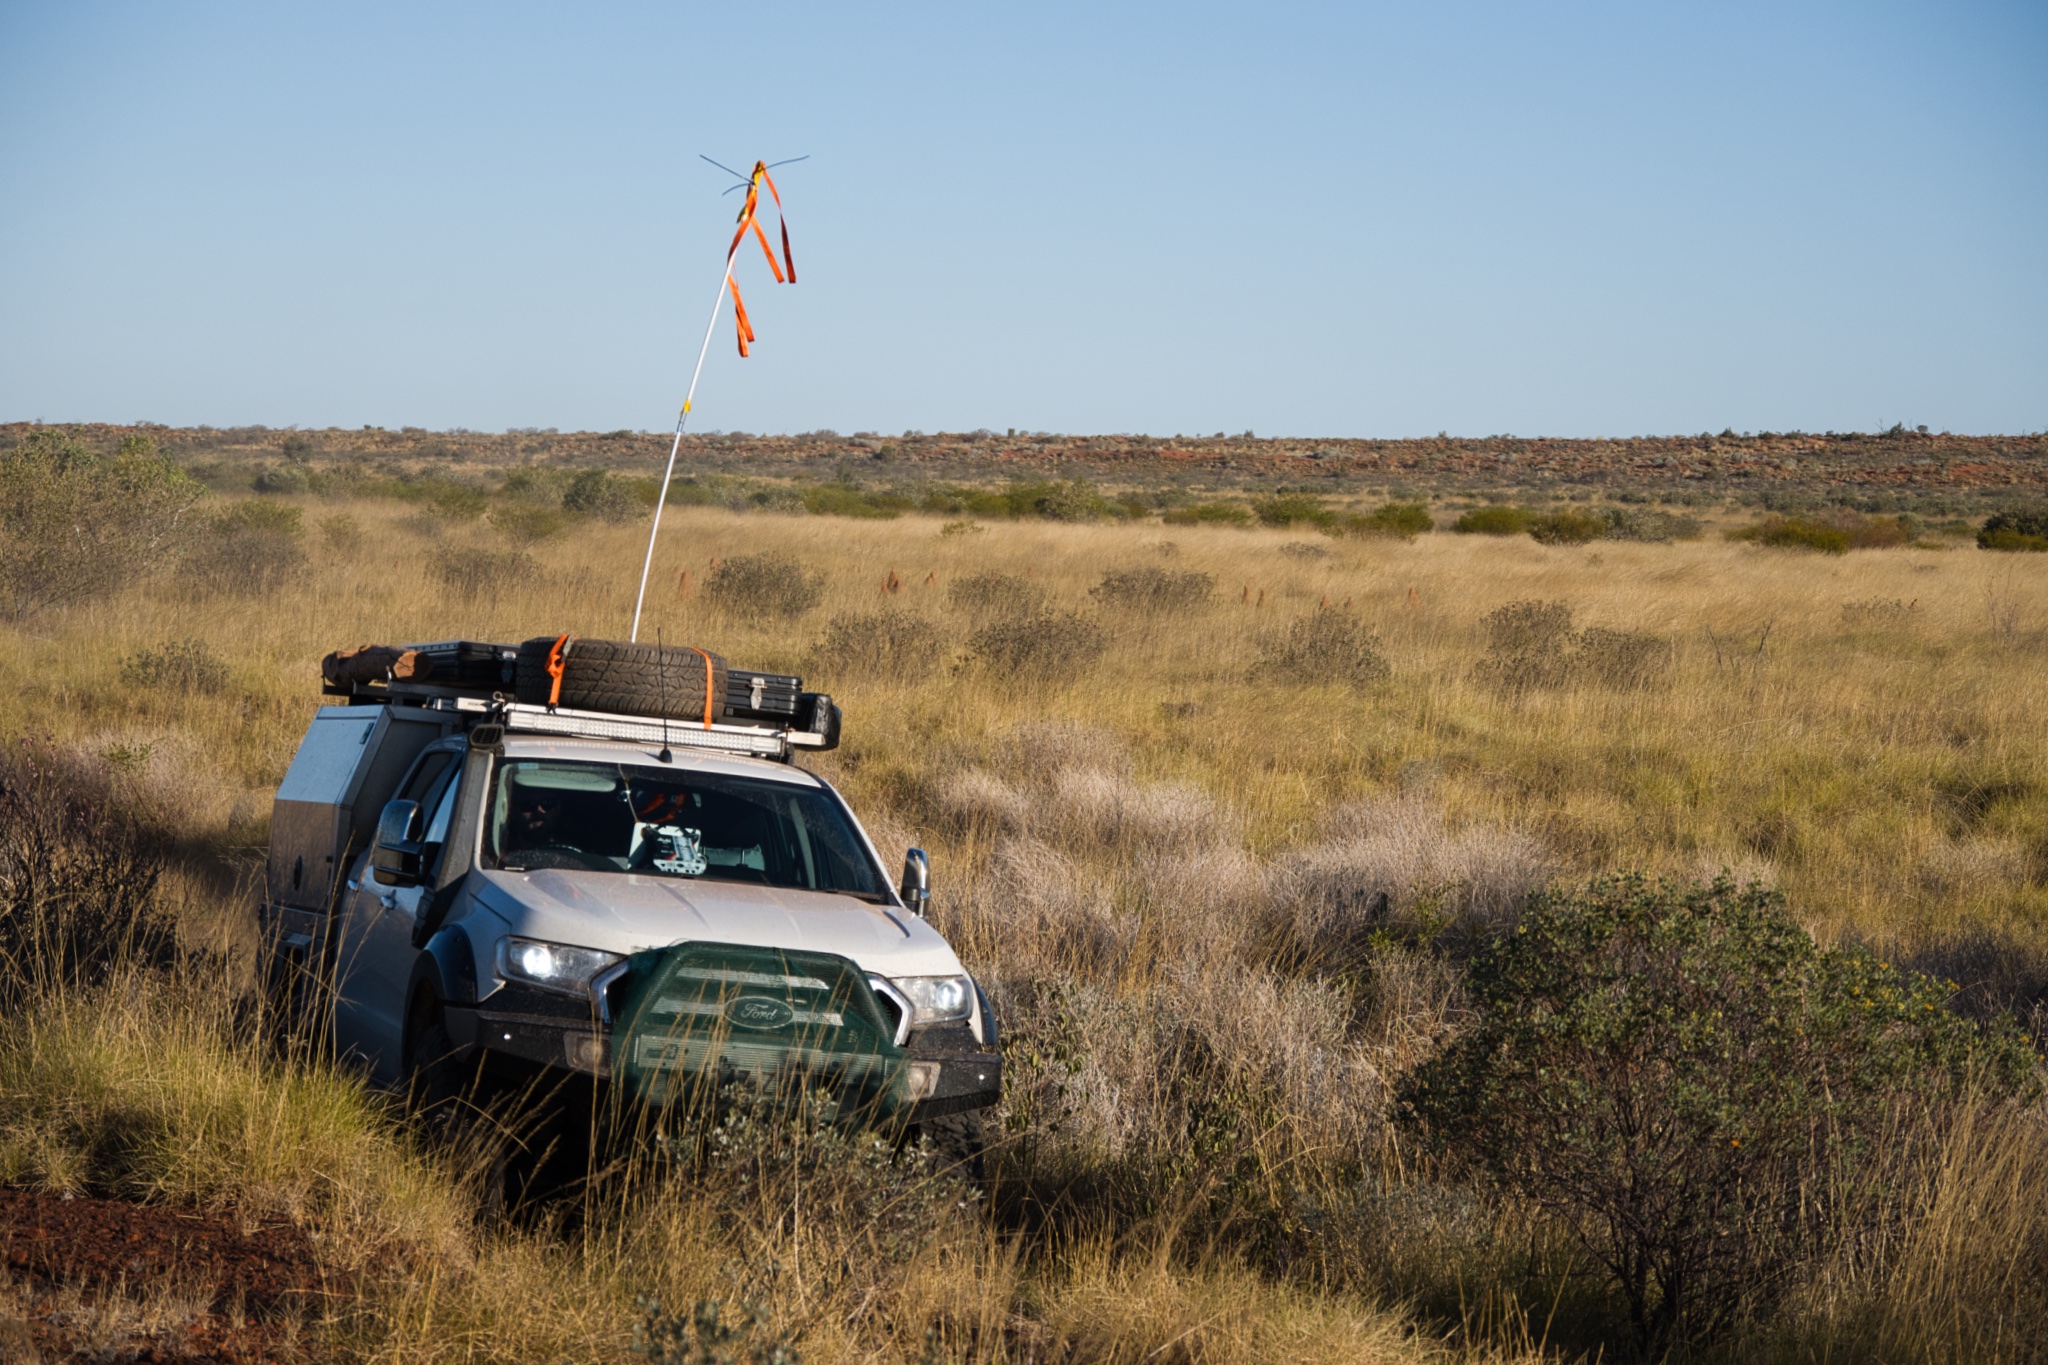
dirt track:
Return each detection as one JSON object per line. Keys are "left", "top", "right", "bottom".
{"left": 0, "top": 1188, "right": 333, "bottom": 1363}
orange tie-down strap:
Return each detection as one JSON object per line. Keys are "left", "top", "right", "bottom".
{"left": 685, "top": 646, "right": 715, "bottom": 727}
{"left": 545, "top": 634, "right": 575, "bottom": 707}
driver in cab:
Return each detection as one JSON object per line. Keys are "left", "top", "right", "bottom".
{"left": 506, "top": 788, "right": 565, "bottom": 853}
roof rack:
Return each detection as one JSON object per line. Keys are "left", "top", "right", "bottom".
{"left": 343, "top": 682, "right": 834, "bottom": 761}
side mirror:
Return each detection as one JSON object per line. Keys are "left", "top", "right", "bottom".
{"left": 899, "top": 847, "right": 931, "bottom": 916}
{"left": 371, "top": 798, "right": 425, "bottom": 887}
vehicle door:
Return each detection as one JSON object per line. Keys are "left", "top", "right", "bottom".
{"left": 333, "top": 746, "right": 461, "bottom": 1084}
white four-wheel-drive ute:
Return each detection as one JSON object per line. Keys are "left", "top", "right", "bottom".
{"left": 261, "top": 635, "right": 999, "bottom": 1184}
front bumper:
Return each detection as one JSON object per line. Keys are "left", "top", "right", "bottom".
{"left": 444, "top": 998, "right": 1002, "bottom": 1121}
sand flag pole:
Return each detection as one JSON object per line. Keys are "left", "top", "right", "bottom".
{"left": 630, "top": 158, "right": 800, "bottom": 642}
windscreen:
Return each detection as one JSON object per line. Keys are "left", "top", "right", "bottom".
{"left": 482, "top": 760, "right": 884, "bottom": 898}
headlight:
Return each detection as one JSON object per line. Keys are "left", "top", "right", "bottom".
{"left": 496, "top": 938, "right": 623, "bottom": 997}
{"left": 892, "top": 974, "right": 974, "bottom": 1027}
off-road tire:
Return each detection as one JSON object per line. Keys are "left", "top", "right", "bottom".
{"left": 917, "top": 1109, "right": 988, "bottom": 1186}
{"left": 514, "top": 636, "right": 728, "bottom": 720}
{"left": 405, "top": 1013, "right": 479, "bottom": 1134}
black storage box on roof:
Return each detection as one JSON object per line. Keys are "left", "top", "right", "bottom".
{"left": 724, "top": 668, "right": 803, "bottom": 721}
{"left": 412, "top": 640, "right": 520, "bottom": 692}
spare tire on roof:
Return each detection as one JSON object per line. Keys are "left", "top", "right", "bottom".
{"left": 514, "top": 636, "right": 729, "bottom": 721}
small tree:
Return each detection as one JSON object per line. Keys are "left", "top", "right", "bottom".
{"left": 1397, "top": 874, "right": 2036, "bottom": 1356}
{"left": 0, "top": 430, "right": 200, "bottom": 620}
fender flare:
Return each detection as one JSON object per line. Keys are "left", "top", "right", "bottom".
{"left": 406, "top": 922, "right": 479, "bottom": 1026}
{"left": 974, "top": 980, "right": 999, "bottom": 1052}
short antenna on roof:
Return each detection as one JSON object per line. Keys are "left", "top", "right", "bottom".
{"left": 655, "top": 630, "right": 674, "bottom": 764}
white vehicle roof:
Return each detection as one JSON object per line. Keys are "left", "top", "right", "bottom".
{"left": 492, "top": 734, "right": 824, "bottom": 787}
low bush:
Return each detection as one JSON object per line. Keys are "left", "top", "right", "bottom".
{"left": 1729, "top": 515, "right": 1851, "bottom": 554}
{"left": 807, "top": 610, "right": 947, "bottom": 680}
{"left": 251, "top": 463, "right": 312, "bottom": 495}
{"left": 967, "top": 611, "right": 1107, "bottom": 678}
{"left": 799, "top": 483, "right": 911, "bottom": 519}
{"left": 1452, "top": 506, "right": 1532, "bottom": 536}
{"left": 1344, "top": 501, "right": 1433, "bottom": 539}
{"left": 705, "top": 554, "right": 825, "bottom": 619}
{"left": 946, "top": 570, "right": 1044, "bottom": 619}
{"left": 925, "top": 478, "right": 1122, "bottom": 522}
{"left": 1400, "top": 874, "right": 2037, "bottom": 1357}
{"left": 1091, "top": 567, "right": 1214, "bottom": 612}
{"left": 1574, "top": 627, "right": 1674, "bottom": 687}
{"left": 433, "top": 546, "right": 539, "bottom": 600}
{"left": 1527, "top": 507, "right": 1608, "bottom": 545}
{"left": 1482, "top": 599, "right": 1575, "bottom": 655}
{"left": 185, "top": 500, "right": 306, "bottom": 596}
{"left": 0, "top": 740, "right": 175, "bottom": 1003}
{"left": 562, "top": 469, "right": 643, "bottom": 522}
{"left": 1476, "top": 601, "right": 1672, "bottom": 692}
{"left": 120, "top": 639, "right": 230, "bottom": 695}
{"left": 1161, "top": 501, "right": 1253, "bottom": 527}
{"left": 488, "top": 502, "right": 572, "bottom": 542}
{"left": 318, "top": 512, "right": 363, "bottom": 553}
{"left": 0, "top": 430, "right": 201, "bottom": 621}
{"left": 1249, "top": 609, "right": 1390, "bottom": 687}
{"left": 1978, "top": 507, "right": 2048, "bottom": 552}
{"left": 1252, "top": 494, "right": 1337, "bottom": 530}
{"left": 1601, "top": 507, "right": 1704, "bottom": 542}
{"left": 1730, "top": 513, "right": 1918, "bottom": 554}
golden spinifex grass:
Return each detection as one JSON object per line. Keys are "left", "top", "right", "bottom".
{"left": 0, "top": 496, "right": 2043, "bottom": 1361}
{"left": 9, "top": 499, "right": 2043, "bottom": 940}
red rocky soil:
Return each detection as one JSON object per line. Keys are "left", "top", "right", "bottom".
{"left": 0, "top": 1188, "right": 337, "bottom": 1363}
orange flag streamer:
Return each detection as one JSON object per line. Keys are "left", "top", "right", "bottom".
{"left": 724, "top": 161, "right": 796, "bottom": 356}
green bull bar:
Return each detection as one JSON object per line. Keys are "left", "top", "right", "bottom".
{"left": 607, "top": 942, "right": 909, "bottom": 1121}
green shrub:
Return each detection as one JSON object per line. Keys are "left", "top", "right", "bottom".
{"left": 1978, "top": 508, "right": 2048, "bottom": 552}
{"left": 1161, "top": 501, "right": 1253, "bottom": 527}
{"left": 967, "top": 611, "right": 1106, "bottom": 678}
{"left": 562, "top": 469, "right": 642, "bottom": 522}
{"left": 1528, "top": 507, "right": 1608, "bottom": 545}
{"left": 706, "top": 554, "right": 825, "bottom": 619}
{"left": 1031, "top": 478, "right": 1122, "bottom": 522}
{"left": 1727, "top": 513, "right": 1913, "bottom": 554}
{"left": 798, "top": 483, "right": 910, "bottom": 519}
{"left": 120, "top": 639, "right": 230, "bottom": 695}
{"left": 1452, "top": 506, "right": 1532, "bottom": 536}
{"left": 1090, "top": 566, "right": 1214, "bottom": 612}
{"left": 185, "top": 500, "right": 306, "bottom": 596}
{"left": 1397, "top": 874, "right": 2036, "bottom": 1356}
{"left": 1249, "top": 609, "right": 1390, "bottom": 687}
{"left": 0, "top": 431, "right": 201, "bottom": 621}
{"left": 415, "top": 477, "right": 489, "bottom": 521}
{"left": 1344, "top": 501, "right": 1433, "bottom": 539}
{"left": 251, "top": 463, "right": 312, "bottom": 495}
{"left": 487, "top": 502, "right": 572, "bottom": 543}
{"left": 807, "top": 610, "right": 947, "bottom": 680}
{"left": 1601, "top": 508, "right": 1704, "bottom": 542}
{"left": 1252, "top": 494, "right": 1337, "bottom": 530}
{"left": 918, "top": 479, "right": 1119, "bottom": 522}
{"left": 318, "top": 512, "right": 362, "bottom": 553}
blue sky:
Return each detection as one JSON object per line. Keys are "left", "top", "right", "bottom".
{"left": 2, "top": 1, "right": 2042, "bottom": 437}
